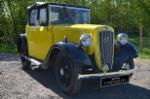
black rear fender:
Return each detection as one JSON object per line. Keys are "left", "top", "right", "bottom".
{"left": 17, "top": 34, "right": 28, "bottom": 53}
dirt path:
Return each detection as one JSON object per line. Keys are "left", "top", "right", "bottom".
{"left": 0, "top": 53, "right": 150, "bottom": 99}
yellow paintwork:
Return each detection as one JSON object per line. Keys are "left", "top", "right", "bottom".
{"left": 26, "top": 24, "right": 114, "bottom": 69}
{"left": 26, "top": 25, "right": 53, "bottom": 60}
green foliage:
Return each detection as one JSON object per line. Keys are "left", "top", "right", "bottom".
{"left": 0, "top": 0, "right": 150, "bottom": 55}
{"left": 0, "top": 44, "right": 16, "bottom": 53}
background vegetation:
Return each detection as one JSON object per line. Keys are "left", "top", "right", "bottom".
{"left": 0, "top": 0, "right": 150, "bottom": 58}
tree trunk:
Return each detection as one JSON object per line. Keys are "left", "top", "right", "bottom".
{"left": 139, "top": 24, "right": 143, "bottom": 51}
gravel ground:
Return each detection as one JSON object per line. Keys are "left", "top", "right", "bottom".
{"left": 0, "top": 53, "right": 150, "bottom": 99}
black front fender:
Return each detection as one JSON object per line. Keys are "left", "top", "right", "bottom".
{"left": 113, "top": 42, "right": 138, "bottom": 66}
{"left": 42, "top": 42, "right": 92, "bottom": 69}
{"left": 115, "top": 42, "right": 138, "bottom": 58}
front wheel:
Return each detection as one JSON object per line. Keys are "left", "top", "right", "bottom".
{"left": 113, "top": 58, "right": 135, "bottom": 71}
{"left": 122, "top": 58, "right": 134, "bottom": 70}
{"left": 54, "top": 52, "right": 81, "bottom": 95}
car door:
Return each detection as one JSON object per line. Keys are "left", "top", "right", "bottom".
{"left": 26, "top": 5, "right": 53, "bottom": 61}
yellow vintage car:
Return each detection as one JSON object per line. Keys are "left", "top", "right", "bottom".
{"left": 17, "top": 2, "right": 138, "bottom": 95}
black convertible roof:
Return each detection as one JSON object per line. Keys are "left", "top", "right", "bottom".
{"left": 28, "top": 2, "right": 88, "bottom": 10}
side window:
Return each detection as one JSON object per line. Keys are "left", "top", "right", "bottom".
{"left": 29, "top": 9, "right": 38, "bottom": 26}
{"left": 50, "top": 6, "right": 63, "bottom": 24}
{"left": 39, "top": 8, "right": 47, "bottom": 25}
{"left": 51, "top": 7, "right": 59, "bottom": 24}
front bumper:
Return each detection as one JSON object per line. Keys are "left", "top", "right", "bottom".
{"left": 79, "top": 69, "right": 134, "bottom": 79}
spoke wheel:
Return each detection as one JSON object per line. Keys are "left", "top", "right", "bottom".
{"left": 123, "top": 58, "right": 134, "bottom": 70}
{"left": 113, "top": 58, "right": 134, "bottom": 71}
{"left": 55, "top": 52, "right": 81, "bottom": 95}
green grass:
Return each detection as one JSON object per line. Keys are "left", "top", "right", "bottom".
{"left": 129, "top": 37, "right": 150, "bottom": 59}
{"left": 0, "top": 44, "right": 16, "bottom": 53}
{"left": 139, "top": 48, "right": 150, "bottom": 59}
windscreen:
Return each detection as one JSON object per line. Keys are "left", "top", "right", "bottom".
{"left": 49, "top": 5, "right": 90, "bottom": 24}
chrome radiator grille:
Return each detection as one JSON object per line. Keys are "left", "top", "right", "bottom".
{"left": 99, "top": 31, "right": 114, "bottom": 69}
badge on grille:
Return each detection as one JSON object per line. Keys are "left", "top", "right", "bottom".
{"left": 102, "top": 64, "right": 109, "bottom": 72}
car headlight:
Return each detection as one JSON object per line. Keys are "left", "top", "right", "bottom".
{"left": 80, "top": 34, "right": 92, "bottom": 47}
{"left": 117, "top": 33, "right": 128, "bottom": 45}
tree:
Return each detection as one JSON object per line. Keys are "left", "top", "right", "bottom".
{"left": 0, "top": 0, "right": 150, "bottom": 50}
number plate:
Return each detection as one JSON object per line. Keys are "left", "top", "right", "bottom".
{"left": 100, "top": 75, "right": 129, "bottom": 87}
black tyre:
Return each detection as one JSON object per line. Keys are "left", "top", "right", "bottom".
{"left": 54, "top": 52, "right": 81, "bottom": 95}
{"left": 128, "top": 58, "right": 134, "bottom": 69}
{"left": 126, "top": 58, "right": 134, "bottom": 80}
{"left": 20, "top": 43, "right": 30, "bottom": 68}
{"left": 119, "top": 58, "right": 134, "bottom": 71}
{"left": 125, "top": 58, "right": 134, "bottom": 69}
{"left": 113, "top": 58, "right": 134, "bottom": 71}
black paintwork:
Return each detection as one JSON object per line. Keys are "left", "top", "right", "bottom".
{"left": 27, "top": 2, "right": 88, "bottom": 26}
{"left": 28, "top": 2, "right": 88, "bottom": 10}
{"left": 17, "top": 34, "right": 28, "bottom": 54}
{"left": 43, "top": 41, "right": 92, "bottom": 69}
{"left": 28, "top": 4, "right": 49, "bottom": 26}
{"left": 114, "top": 42, "right": 138, "bottom": 59}
{"left": 112, "top": 42, "right": 138, "bottom": 71}
{"left": 17, "top": 34, "right": 138, "bottom": 72}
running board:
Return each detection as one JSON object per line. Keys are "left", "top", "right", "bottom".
{"left": 24, "top": 56, "right": 42, "bottom": 70}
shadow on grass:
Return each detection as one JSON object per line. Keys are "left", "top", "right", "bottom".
{"left": 23, "top": 68, "right": 150, "bottom": 99}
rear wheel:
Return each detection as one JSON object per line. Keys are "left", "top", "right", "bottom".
{"left": 54, "top": 52, "right": 81, "bottom": 95}
{"left": 20, "top": 43, "right": 30, "bottom": 68}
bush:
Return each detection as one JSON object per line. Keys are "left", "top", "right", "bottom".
{"left": 0, "top": 44, "right": 16, "bottom": 53}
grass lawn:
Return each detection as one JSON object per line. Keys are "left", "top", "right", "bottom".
{"left": 139, "top": 48, "right": 150, "bottom": 59}
{"left": 0, "top": 44, "right": 16, "bottom": 53}
{"left": 129, "top": 36, "right": 150, "bottom": 59}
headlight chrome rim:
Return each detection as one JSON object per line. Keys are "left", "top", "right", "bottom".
{"left": 80, "top": 34, "right": 92, "bottom": 47}
{"left": 117, "top": 33, "right": 128, "bottom": 45}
